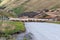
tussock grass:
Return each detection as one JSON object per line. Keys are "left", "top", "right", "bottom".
{"left": 0, "top": 21, "right": 25, "bottom": 37}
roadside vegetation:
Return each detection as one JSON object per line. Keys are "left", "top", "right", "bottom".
{"left": 0, "top": 21, "right": 25, "bottom": 37}
{"left": 0, "top": 9, "right": 25, "bottom": 37}
{"left": 47, "top": 21, "right": 60, "bottom": 24}
{"left": 52, "top": 21, "right": 60, "bottom": 24}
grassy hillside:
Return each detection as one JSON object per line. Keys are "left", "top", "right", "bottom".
{"left": 1, "top": 0, "right": 60, "bottom": 12}
{"left": 12, "top": 0, "right": 60, "bottom": 13}
{"left": 24, "top": 0, "right": 60, "bottom": 11}
{"left": 0, "top": 0, "right": 2, "bottom": 3}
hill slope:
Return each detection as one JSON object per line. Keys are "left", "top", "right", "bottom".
{"left": 24, "top": 0, "right": 60, "bottom": 11}
{"left": 0, "top": 0, "right": 60, "bottom": 11}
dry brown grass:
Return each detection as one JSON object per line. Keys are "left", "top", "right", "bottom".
{"left": 4, "top": 0, "right": 27, "bottom": 11}
{"left": 1, "top": 0, "right": 60, "bottom": 11}
{"left": 0, "top": 21, "right": 15, "bottom": 32}
{"left": 24, "top": 0, "right": 60, "bottom": 11}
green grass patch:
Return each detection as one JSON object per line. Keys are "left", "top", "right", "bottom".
{"left": 10, "top": 21, "right": 25, "bottom": 32}
{"left": 47, "top": 21, "right": 60, "bottom": 24}
{"left": 0, "top": 0, "right": 2, "bottom": 3}
{"left": 13, "top": 5, "right": 25, "bottom": 15}
{"left": 0, "top": 21, "right": 25, "bottom": 37}
{"left": 24, "top": 38, "right": 27, "bottom": 40}
{"left": 52, "top": 21, "right": 60, "bottom": 24}
{"left": 50, "top": 4, "right": 60, "bottom": 10}
{"left": 12, "top": 0, "right": 30, "bottom": 15}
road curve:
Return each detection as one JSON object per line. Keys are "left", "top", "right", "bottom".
{"left": 25, "top": 22, "right": 60, "bottom": 40}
